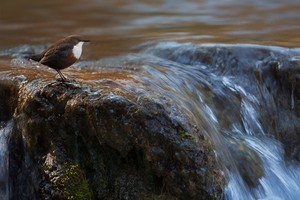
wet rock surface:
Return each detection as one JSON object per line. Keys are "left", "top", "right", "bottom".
{"left": 1, "top": 43, "right": 300, "bottom": 199}
{"left": 0, "top": 70, "right": 224, "bottom": 199}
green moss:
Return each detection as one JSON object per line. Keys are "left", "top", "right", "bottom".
{"left": 55, "top": 162, "right": 92, "bottom": 200}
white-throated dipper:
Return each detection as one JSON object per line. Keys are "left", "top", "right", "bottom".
{"left": 29, "top": 35, "right": 90, "bottom": 82}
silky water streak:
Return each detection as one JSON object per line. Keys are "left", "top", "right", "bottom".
{"left": 0, "top": 120, "right": 13, "bottom": 200}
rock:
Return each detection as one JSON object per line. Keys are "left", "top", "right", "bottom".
{"left": 0, "top": 68, "right": 224, "bottom": 199}
{"left": 227, "top": 139, "right": 264, "bottom": 187}
{"left": 3, "top": 43, "right": 300, "bottom": 199}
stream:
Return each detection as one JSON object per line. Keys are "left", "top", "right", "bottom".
{"left": 1, "top": 0, "right": 300, "bottom": 199}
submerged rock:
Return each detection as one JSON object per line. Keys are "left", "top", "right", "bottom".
{"left": 0, "top": 69, "right": 224, "bottom": 199}
{"left": 226, "top": 139, "right": 264, "bottom": 188}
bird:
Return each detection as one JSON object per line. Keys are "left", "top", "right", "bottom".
{"left": 28, "top": 35, "right": 90, "bottom": 82}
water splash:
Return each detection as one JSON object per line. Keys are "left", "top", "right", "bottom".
{"left": 0, "top": 120, "right": 13, "bottom": 200}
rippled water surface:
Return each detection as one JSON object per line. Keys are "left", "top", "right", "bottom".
{"left": 1, "top": 0, "right": 300, "bottom": 58}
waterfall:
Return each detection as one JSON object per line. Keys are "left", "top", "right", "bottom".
{"left": 131, "top": 42, "right": 300, "bottom": 200}
{"left": 0, "top": 120, "right": 13, "bottom": 200}
{"left": 225, "top": 124, "right": 300, "bottom": 200}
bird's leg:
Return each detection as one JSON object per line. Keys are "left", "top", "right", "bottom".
{"left": 56, "top": 69, "right": 68, "bottom": 82}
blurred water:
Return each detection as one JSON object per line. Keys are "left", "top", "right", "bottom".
{"left": 126, "top": 42, "right": 300, "bottom": 200}
{"left": 1, "top": 0, "right": 300, "bottom": 59}
{"left": 0, "top": 121, "right": 13, "bottom": 200}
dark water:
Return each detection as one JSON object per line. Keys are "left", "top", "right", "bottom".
{"left": 1, "top": 0, "right": 300, "bottom": 200}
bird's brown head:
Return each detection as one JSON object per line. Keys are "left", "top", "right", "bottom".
{"left": 62, "top": 35, "right": 90, "bottom": 45}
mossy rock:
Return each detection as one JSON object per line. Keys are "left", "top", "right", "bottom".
{"left": 51, "top": 162, "right": 91, "bottom": 200}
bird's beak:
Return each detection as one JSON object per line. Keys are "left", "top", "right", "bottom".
{"left": 83, "top": 39, "right": 90, "bottom": 43}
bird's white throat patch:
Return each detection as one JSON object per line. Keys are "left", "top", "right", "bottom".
{"left": 72, "top": 41, "right": 84, "bottom": 59}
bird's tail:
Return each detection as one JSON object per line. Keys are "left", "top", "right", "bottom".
{"left": 25, "top": 54, "right": 43, "bottom": 62}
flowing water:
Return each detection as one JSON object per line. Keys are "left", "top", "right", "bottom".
{"left": 1, "top": 0, "right": 300, "bottom": 199}
{"left": 0, "top": 121, "right": 13, "bottom": 200}
{"left": 126, "top": 43, "right": 300, "bottom": 200}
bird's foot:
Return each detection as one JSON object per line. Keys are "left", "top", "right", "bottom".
{"left": 57, "top": 77, "right": 76, "bottom": 83}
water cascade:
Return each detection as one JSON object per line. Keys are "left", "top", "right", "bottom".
{"left": 124, "top": 43, "right": 300, "bottom": 200}
{"left": 0, "top": 120, "right": 13, "bottom": 200}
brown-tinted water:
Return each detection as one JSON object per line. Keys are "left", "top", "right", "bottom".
{"left": 1, "top": 0, "right": 300, "bottom": 59}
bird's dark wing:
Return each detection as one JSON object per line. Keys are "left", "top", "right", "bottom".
{"left": 40, "top": 43, "right": 74, "bottom": 69}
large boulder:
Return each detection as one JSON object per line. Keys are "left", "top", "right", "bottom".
{"left": 0, "top": 66, "right": 224, "bottom": 200}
